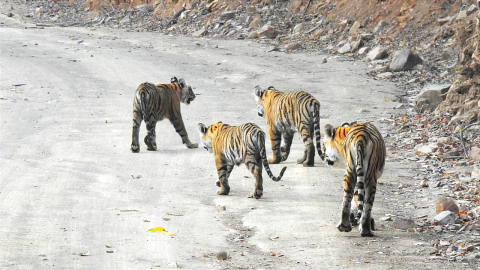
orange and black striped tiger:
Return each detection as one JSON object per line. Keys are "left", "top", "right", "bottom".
{"left": 254, "top": 86, "right": 323, "bottom": 167}
{"left": 131, "top": 77, "right": 198, "bottom": 153}
{"left": 322, "top": 122, "right": 385, "bottom": 237}
{"left": 197, "top": 122, "right": 287, "bottom": 199}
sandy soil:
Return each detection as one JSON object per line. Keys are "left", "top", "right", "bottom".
{"left": 0, "top": 3, "right": 458, "bottom": 269}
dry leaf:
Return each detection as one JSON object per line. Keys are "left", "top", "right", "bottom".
{"left": 147, "top": 227, "right": 165, "bottom": 232}
{"left": 161, "top": 231, "right": 176, "bottom": 236}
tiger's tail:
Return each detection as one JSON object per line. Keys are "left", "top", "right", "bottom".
{"left": 313, "top": 101, "right": 324, "bottom": 160}
{"left": 259, "top": 132, "right": 287, "bottom": 182}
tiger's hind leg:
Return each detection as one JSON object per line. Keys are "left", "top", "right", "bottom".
{"left": 359, "top": 177, "right": 376, "bottom": 237}
{"left": 267, "top": 125, "right": 282, "bottom": 164}
{"left": 246, "top": 156, "right": 264, "bottom": 199}
{"left": 298, "top": 125, "right": 314, "bottom": 167}
{"left": 131, "top": 111, "right": 142, "bottom": 153}
{"left": 144, "top": 119, "right": 157, "bottom": 151}
{"left": 280, "top": 131, "right": 294, "bottom": 162}
{"left": 337, "top": 171, "right": 356, "bottom": 233}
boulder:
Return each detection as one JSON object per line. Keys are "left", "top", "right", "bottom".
{"left": 414, "top": 84, "right": 451, "bottom": 111}
{"left": 257, "top": 25, "right": 278, "bottom": 39}
{"left": 434, "top": 211, "right": 457, "bottom": 225}
{"left": 285, "top": 42, "right": 302, "bottom": 51}
{"left": 436, "top": 196, "right": 459, "bottom": 214}
{"left": 392, "top": 217, "right": 416, "bottom": 230}
{"left": 249, "top": 17, "right": 263, "bottom": 28}
{"left": 349, "top": 21, "right": 361, "bottom": 35}
{"left": 337, "top": 42, "right": 351, "bottom": 54}
{"left": 389, "top": 49, "right": 423, "bottom": 71}
{"left": 367, "top": 46, "right": 388, "bottom": 61}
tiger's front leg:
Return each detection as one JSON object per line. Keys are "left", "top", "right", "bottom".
{"left": 144, "top": 119, "right": 157, "bottom": 151}
{"left": 246, "top": 157, "right": 263, "bottom": 199}
{"left": 337, "top": 173, "right": 355, "bottom": 233}
{"left": 170, "top": 117, "right": 198, "bottom": 149}
{"left": 267, "top": 125, "right": 282, "bottom": 164}
{"left": 215, "top": 157, "right": 231, "bottom": 195}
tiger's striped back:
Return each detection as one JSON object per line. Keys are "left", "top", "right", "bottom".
{"left": 131, "top": 77, "right": 197, "bottom": 152}
{"left": 254, "top": 86, "right": 323, "bottom": 166}
{"left": 323, "top": 122, "right": 385, "bottom": 237}
{"left": 198, "top": 122, "right": 287, "bottom": 199}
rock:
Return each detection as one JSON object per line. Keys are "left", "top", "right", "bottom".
{"left": 414, "top": 84, "right": 451, "bottom": 111}
{"left": 192, "top": 27, "right": 206, "bottom": 37}
{"left": 414, "top": 142, "right": 437, "bottom": 154}
{"left": 257, "top": 25, "right": 278, "bottom": 39}
{"left": 322, "top": 57, "right": 327, "bottom": 63}
{"left": 337, "top": 42, "right": 351, "bottom": 54}
{"left": 266, "top": 45, "right": 279, "bottom": 52}
{"left": 433, "top": 225, "right": 443, "bottom": 232}
{"left": 376, "top": 72, "right": 394, "bottom": 79}
{"left": 433, "top": 211, "right": 456, "bottom": 225}
{"left": 389, "top": 49, "right": 423, "bottom": 72}
{"left": 245, "top": 6, "right": 256, "bottom": 13}
{"left": 285, "top": 42, "right": 302, "bottom": 51}
{"left": 247, "top": 31, "right": 258, "bottom": 39}
{"left": 358, "top": 47, "right": 369, "bottom": 55}
{"left": 219, "top": 11, "right": 236, "bottom": 20}
{"left": 469, "top": 147, "right": 480, "bottom": 161}
{"left": 472, "top": 165, "right": 480, "bottom": 180}
{"left": 392, "top": 217, "right": 416, "bottom": 230}
{"left": 351, "top": 40, "right": 363, "bottom": 53}
{"left": 367, "top": 46, "right": 388, "bottom": 61}
{"left": 249, "top": 18, "right": 263, "bottom": 29}
{"left": 349, "top": 21, "right": 361, "bottom": 35}
{"left": 216, "top": 251, "right": 227, "bottom": 260}
{"left": 436, "top": 196, "right": 459, "bottom": 214}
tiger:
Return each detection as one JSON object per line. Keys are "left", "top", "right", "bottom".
{"left": 254, "top": 85, "right": 323, "bottom": 167}
{"left": 197, "top": 122, "right": 287, "bottom": 199}
{"left": 131, "top": 77, "right": 198, "bottom": 153}
{"left": 322, "top": 122, "right": 386, "bottom": 237}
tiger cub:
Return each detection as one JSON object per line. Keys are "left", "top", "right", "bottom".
{"left": 322, "top": 122, "right": 386, "bottom": 237}
{"left": 197, "top": 122, "right": 287, "bottom": 199}
{"left": 254, "top": 86, "right": 323, "bottom": 167}
{"left": 131, "top": 77, "right": 198, "bottom": 153}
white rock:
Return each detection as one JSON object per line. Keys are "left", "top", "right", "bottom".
{"left": 433, "top": 211, "right": 456, "bottom": 225}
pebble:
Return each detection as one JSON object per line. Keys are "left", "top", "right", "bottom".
{"left": 216, "top": 251, "right": 227, "bottom": 260}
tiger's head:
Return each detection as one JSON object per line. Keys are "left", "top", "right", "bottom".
{"left": 322, "top": 123, "right": 352, "bottom": 167}
{"left": 254, "top": 85, "right": 276, "bottom": 117}
{"left": 172, "top": 77, "right": 196, "bottom": 105}
{"left": 197, "top": 122, "right": 223, "bottom": 153}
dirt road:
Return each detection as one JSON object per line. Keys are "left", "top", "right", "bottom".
{"left": 0, "top": 6, "right": 454, "bottom": 269}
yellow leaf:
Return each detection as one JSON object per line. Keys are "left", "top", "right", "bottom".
{"left": 147, "top": 227, "right": 165, "bottom": 232}
{"left": 161, "top": 231, "right": 176, "bottom": 236}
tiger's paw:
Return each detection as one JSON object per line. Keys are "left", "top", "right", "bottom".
{"left": 267, "top": 157, "right": 281, "bottom": 164}
{"left": 302, "top": 161, "right": 314, "bottom": 167}
{"left": 359, "top": 222, "right": 374, "bottom": 237}
{"left": 131, "top": 145, "right": 140, "bottom": 153}
{"left": 217, "top": 186, "right": 230, "bottom": 195}
{"left": 349, "top": 213, "right": 358, "bottom": 226}
{"left": 247, "top": 189, "right": 263, "bottom": 199}
{"left": 296, "top": 157, "right": 306, "bottom": 164}
{"left": 186, "top": 142, "right": 198, "bottom": 148}
{"left": 337, "top": 222, "right": 352, "bottom": 233}
{"left": 146, "top": 145, "right": 157, "bottom": 151}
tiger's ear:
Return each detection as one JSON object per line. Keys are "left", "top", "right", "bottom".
{"left": 197, "top": 123, "right": 207, "bottom": 134}
{"left": 341, "top": 122, "right": 350, "bottom": 127}
{"left": 324, "top": 124, "right": 334, "bottom": 138}
{"left": 171, "top": 77, "right": 178, "bottom": 83}
{"left": 254, "top": 85, "right": 264, "bottom": 98}
{"left": 178, "top": 78, "right": 186, "bottom": 88}
{"left": 268, "top": 86, "right": 275, "bottom": 90}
